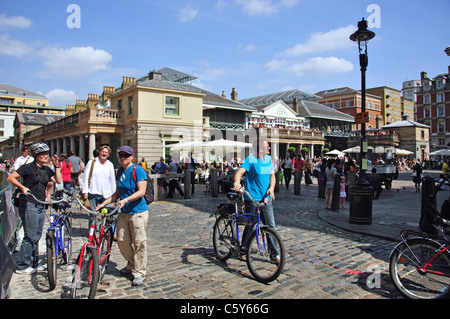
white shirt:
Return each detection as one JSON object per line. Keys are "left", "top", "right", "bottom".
{"left": 13, "top": 155, "right": 34, "bottom": 170}
{"left": 82, "top": 157, "right": 116, "bottom": 198}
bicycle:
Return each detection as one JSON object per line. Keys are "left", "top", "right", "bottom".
{"left": 26, "top": 191, "right": 73, "bottom": 291}
{"left": 70, "top": 194, "right": 120, "bottom": 299}
{"left": 389, "top": 179, "right": 450, "bottom": 299}
{"left": 212, "top": 187, "right": 285, "bottom": 283}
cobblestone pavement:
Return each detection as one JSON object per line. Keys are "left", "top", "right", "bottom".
{"left": 7, "top": 177, "right": 408, "bottom": 300}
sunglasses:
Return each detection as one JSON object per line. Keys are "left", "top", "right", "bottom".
{"left": 118, "top": 152, "right": 132, "bottom": 159}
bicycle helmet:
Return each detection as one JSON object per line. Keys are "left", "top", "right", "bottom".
{"left": 29, "top": 142, "right": 50, "bottom": 157}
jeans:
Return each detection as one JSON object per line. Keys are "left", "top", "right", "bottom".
{"left": 243, "top": 196, "right": 279, "bottom": 257}
{"left": 17, "top": 201, "right": 46, "bottom": 269}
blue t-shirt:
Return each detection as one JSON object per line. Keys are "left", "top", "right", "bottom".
{"left": 240, "top": 154, "right": 274, "bottom": 202}
{"left": 116, "top": 164, "right": 148, "bottom": 214}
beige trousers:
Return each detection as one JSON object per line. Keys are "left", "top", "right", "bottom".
{"left": 116, "top": 211, "right": 148, "bottom": 278}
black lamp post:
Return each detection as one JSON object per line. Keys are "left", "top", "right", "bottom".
{"left": 348, "top": 18, "right": 375, "bottom": 225}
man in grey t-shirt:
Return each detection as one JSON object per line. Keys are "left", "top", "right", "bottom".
{"left": 68, "top": 151, "right": 83, "bottom": 188}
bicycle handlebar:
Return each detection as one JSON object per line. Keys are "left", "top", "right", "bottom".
{"left": 237, "top": 187, "right": 268, "bottom": 208}
{"left": 71, "top": 191, "right": 120, "bottom": 217}
{"left": 25, "top": 191, "right": 70, "bottom": 206}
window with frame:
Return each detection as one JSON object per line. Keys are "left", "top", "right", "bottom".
{"left": 437, "top": 93, "right": 444, "bottom": 103}
{"left": 438, "top": 106, "right": 445, "bottom": 117}
{"left": 127, "top": 96, "right": 133, "bottom": 115}
{"left": 165, "top": 96, "right": 179, "bottom": 116}
{"left": 424, "top": 106, "right": 431, "bottom": 118}
{"left": 424, "top": 95, "right": 430, "bottom": 104}
{"left": 438, "top": 120, "right": 445, "bottom": 133}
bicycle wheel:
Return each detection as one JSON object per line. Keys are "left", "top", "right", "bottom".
{"left": 61, "top": 216, "right": 72, "bottom": 265}
{"left": 389, "top": 238, "right": 450, "bottom": 299}
{"left": 99, "top": 228, "right": 112, "bottom": 281}
{"left": 46, "top": 230, "right": 57, "bottom": 290}
{"left": 212, "top": 216, "right": 236, "bottom": 261}
{"left": 70, "top": 246, "right": 99, "bottom": 299}
{"left": 246, "top": 227, "right": 285, "bottom": 283}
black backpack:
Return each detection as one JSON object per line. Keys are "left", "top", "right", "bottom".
{"left": 118, "top": 164, "right": 154, "bottom": 205}
{"left": 132, "top": 165, "right": 154, "bottom": 205}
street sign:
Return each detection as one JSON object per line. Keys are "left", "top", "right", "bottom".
{"left": 355, "top": 112, "right": 369, "bottom": 124}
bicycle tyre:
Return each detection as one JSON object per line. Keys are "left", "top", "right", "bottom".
{"left": 70, "top": 246, "right": 99, "bottom": 299}
{"left": 246, "top": 227, "right": 285, "bottom": 283}
{"left": 46, "top": 230, "right": 57, "bottom": 290}
{"left": 212, "top": 215, "right": 236, "bottom": 261}
{"left": 99, "top": 228, "right": 113, "bottom": 281}
{"left": 389, "top": 238, "right": 450, "bottom": 299}
{"left": 61, "top": 216, "right": 72, "bottom": 265}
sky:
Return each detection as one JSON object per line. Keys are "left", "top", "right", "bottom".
{"left": 0, "top": 0, "right": 449, "bottom": 107}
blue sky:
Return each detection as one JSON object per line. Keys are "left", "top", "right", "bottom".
{"left": 1, "top": 0, "right": 449, "bottom": 107}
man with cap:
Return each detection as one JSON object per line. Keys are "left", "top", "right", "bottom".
{"left": 97, "top": 145, "right": 148, "bottom": 286}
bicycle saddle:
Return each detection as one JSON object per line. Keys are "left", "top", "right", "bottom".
{"left": 227, "top": 192, "right": 239, "bottom": 201}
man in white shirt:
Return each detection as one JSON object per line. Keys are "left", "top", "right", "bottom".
{"left": 13, "top": 146, "right": 34, "bottom": 170}
{"left": 82, "top": 146, "right": 116, "bottom": 209}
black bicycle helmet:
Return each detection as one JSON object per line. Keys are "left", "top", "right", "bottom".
{"left": 29, "top": 142, "right": 50, "bottom": 157}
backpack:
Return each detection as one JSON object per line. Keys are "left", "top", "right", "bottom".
{"left": 132, "top": 165, "right": 154, "bottom": 205}
{"left": 117, "top": 164, "right": 154, "bottom": 205}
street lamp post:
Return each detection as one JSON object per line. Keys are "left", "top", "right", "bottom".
{"left": 348, "top": 18, "right": 375, "bottom": 225}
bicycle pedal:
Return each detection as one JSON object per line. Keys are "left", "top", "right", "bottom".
{"left": 100, "top": 281, "right": 110, "bottom": 286}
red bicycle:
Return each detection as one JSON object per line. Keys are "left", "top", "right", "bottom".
{"left": 70, "top": 195, "right": 120, "bottom": 299}
{"left": 389, "top": 180, "right": 450, "bottom": 299}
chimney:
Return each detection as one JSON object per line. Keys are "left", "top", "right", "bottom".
{"left": 231, "top": 88, "right": 238, "bottom": 101}
{"left": 102, "top": 86, "right": 115, "bottom": 100}
{"left": 293, "top": 98, "right": 299, "bottom": 113}
{"left": 420, "top": 71, "right": 427, "bottom": 81}
{"left": 121, "top": 76, "right": 136, "bottom": 90}
{"left": 87, "top": 93, "right": 99, "bottom": 108}
{"left": 222, "top": 91, "right": 226, "bottom": 98}
{"left": 149, "top": 70, "right": 162, "bottom": 81}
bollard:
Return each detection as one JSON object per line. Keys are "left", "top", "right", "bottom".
{"left": 184, "top": 169, "right": 191, "bottom": 199}
{"left": 293, "top": 170, "right": 301, "bottom": 195}
{"left": 210, "top": 168, "right": 218, "bottom": 198}
{"left": 419, "top": 176, "right": 437, "bottom": 234}
{"left": 274, "top": 171, "right": 280, "bottom": 193}
{"left": 318, "top": 171, "right": 326, "bottom": 199}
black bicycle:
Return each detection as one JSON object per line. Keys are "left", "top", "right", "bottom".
{"left": 212, "top": 187, "right": 285, "bottom": 283}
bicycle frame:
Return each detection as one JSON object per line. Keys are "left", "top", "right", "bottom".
{"left": 225, "top": 190, "right": 271, "bottom": 256}
{"left": 47, "top": 212, "right": 71, "bottom": 256}
{"left": 72, "top": 193, "right": 119, "bottom": 284}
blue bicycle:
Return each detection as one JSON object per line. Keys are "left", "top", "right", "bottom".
{"left": 27, "top": 190, "right": 73, "bottom": 290}
{"left": 212, "top": 187, "right": 285, "bottom": 283}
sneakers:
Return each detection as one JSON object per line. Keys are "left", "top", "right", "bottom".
{"left": 15, "top": 267, "right": 36, "bottom": 275}
{"left": 119, "top": 267, "right": 132, "bottom": 276}
{"left": 132, "top": 276, "right": 145, "bottom": 286}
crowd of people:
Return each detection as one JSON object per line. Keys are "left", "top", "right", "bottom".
{"left": 5, "top": 140, "right": 449, "bottom": 292}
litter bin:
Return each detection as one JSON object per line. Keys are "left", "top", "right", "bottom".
{"left": 349, "top": 183, "right": 373, "bottom": 225}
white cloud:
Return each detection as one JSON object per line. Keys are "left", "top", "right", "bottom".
{"left": 266, "top": 56, "right": 353, "bottom": 77}
{"left": 36, "top": 46, "right": 112, "bottom": 77}
{"left": 0, "top": 34, "right": 34, "bottom": 57}
{"left": 178, "top": 4, "right": 199, "bottom": 23}
{"left": 235, "top": 0, "right": 299, "bottom": 16}
{"left": 281, "top": 25, "right": 356, "bottom": 56}
{"left": 238, "top": 43, "right": 256, "bottom": 53}
{"left": 45, "top": 89, "right": 79, "bottom": 107}
{"left": 0, "top": 14, "right": 32, "bottom": 29}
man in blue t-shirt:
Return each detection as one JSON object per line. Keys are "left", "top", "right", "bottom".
{"left": 233, "top": 138, "right": 279, "bottom": 260}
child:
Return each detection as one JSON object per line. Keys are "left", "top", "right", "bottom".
{"left": 339, "top": 175, "right": 347, "bottom": 209}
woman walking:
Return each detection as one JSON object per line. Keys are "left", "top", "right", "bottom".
{"left": 7, "top": 142, "right": 62, "bottom": 274}
{"left": 325, "top": 158, "right": 337, "bottom": 209}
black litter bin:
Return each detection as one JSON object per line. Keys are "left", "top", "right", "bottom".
{"left": 349, "top": 184, "right": 373, "bottom": 225}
